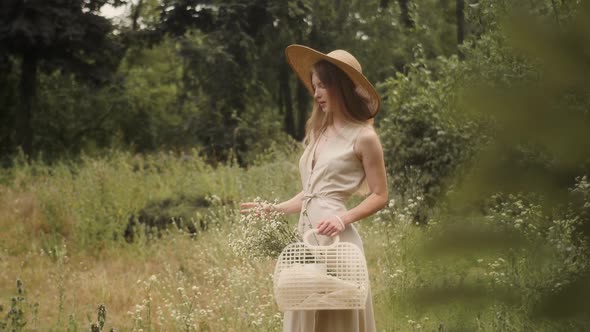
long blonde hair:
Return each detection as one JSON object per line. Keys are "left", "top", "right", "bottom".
{"left": 303, "top": 60, "right": 373, "bottom": 145}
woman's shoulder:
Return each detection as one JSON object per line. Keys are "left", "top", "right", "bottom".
{"left": 352, "top": 124, "right": 381, "bottom": 157}
{"left": 352, "top": 123, "right": 377, "bottom": 141}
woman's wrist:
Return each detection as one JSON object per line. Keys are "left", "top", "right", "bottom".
{"left": 266, "top": 203, "right": 278, "bottom": 213}
{"left": 272, "top": 202, "right": 290, "bottom": 214}
{"left": 334, "top": 215, "right": 346, "bottom": 229}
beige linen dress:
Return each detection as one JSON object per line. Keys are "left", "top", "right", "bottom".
{"left": 283, "top": 122, "right": 377, "bottom": 332}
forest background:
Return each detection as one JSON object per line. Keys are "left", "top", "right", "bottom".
{"left": 1, "top": 0, "right": 590, "bottom": 331}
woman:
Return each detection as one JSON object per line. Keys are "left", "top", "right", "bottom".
{"left": 241, "top": 44, "right": 388, "bottom": 332}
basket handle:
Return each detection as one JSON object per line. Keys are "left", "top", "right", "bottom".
{"left": 303, "top": 228, "right": 340, "bottom": 247}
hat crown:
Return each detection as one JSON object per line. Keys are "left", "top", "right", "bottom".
{"left": 327, "top": 50, "right": 362, "bottom": 73}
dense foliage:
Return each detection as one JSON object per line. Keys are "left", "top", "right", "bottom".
{"left": 0, "top": 0, "right": 125, "bottom": 157}
{"left": 0, "top": 0, "right": 464, "bottom": 165}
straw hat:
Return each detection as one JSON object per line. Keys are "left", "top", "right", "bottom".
{"left": 285, "top": 44, "right": 380, "bottom": 116}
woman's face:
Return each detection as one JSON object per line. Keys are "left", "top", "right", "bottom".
{"left": 311, "top": 71, "right": 332, "bottom": 113}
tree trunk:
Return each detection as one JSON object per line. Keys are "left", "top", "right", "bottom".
{"left": 295, "top": 28, "right": 309, "bottom": 142}
{"left": 550, "top": 0, "right": 561, "bottom": 26}
{"left": 456, "top": 0, "right": 465, "bottom": 59}
{"left": 17, "top": 51, "right": 37, "bottom": 157}
{"left": 131, "top": 0, "right": 144, "bottom": 31}
{"left": 398, "top": 0, "right": 414, "bottom": 28}
{"left": 296, "top": 79, "right": 308, "bottom": 141}
{"left": 280, "top": 61, "right": 295, "bottom": 137}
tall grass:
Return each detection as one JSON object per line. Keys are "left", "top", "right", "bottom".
{"left": 0, "top": 149, "right": 588, "bottom": 330}
{"left": 0, "top": 148, "right": 302, "bottom": 330}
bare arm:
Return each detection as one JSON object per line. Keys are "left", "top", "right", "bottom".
{"left": 317, "top": 127, "right": 388, "bottom": 236}
{"left": 342, "top": 127, "right": 388, "bottom": 223}
{"left": 240, "top": 190, "right": 304, "bottom": 215}
{"left": 274, "top": 190, "right": 305, "bottom": 214}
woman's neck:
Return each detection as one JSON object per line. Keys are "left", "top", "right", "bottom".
{"left": 330, "top": 103, "right": 371, "bottom": 129}
{"left": 330, "top": 108, "right": 349, "bottom": 130}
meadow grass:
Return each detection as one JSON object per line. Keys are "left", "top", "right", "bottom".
{"left": 0, "top": 150, "right": 588, "bottom": 331}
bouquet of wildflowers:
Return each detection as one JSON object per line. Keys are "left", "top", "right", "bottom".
{"left": 230, "top": 198, "right": 298, "bottom": 260}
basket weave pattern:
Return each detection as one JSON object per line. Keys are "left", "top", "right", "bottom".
{"left": 273, "top": 229, "right": 369, "bottom": 311}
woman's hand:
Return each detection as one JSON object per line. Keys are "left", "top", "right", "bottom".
{"left": 239, "top": 202, "right": 275, "bottom": 214}
{"left": 316, "top": 215, "right": 346, "bottom": 237}
{"left": 240, "top": 191, "right": 304, "bottom": 216}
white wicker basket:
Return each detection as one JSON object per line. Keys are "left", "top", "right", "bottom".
{"left": 273, "top": 229, "right": 369, "bottom": 311}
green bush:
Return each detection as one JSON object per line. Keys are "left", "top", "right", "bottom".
{"left": 378, "top": 45, "right": 484, "bottom": 221}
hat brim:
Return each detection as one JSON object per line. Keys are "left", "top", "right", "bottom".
{"left": 285, "top": 44, "right": 380, "bottom": 116}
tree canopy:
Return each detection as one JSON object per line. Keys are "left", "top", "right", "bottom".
{"left": 0, "top": 0, "right": 125, "bottom": 157}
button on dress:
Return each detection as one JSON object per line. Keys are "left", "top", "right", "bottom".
{"left": 283, "top": 122, "right": 377, "bottom": 332}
